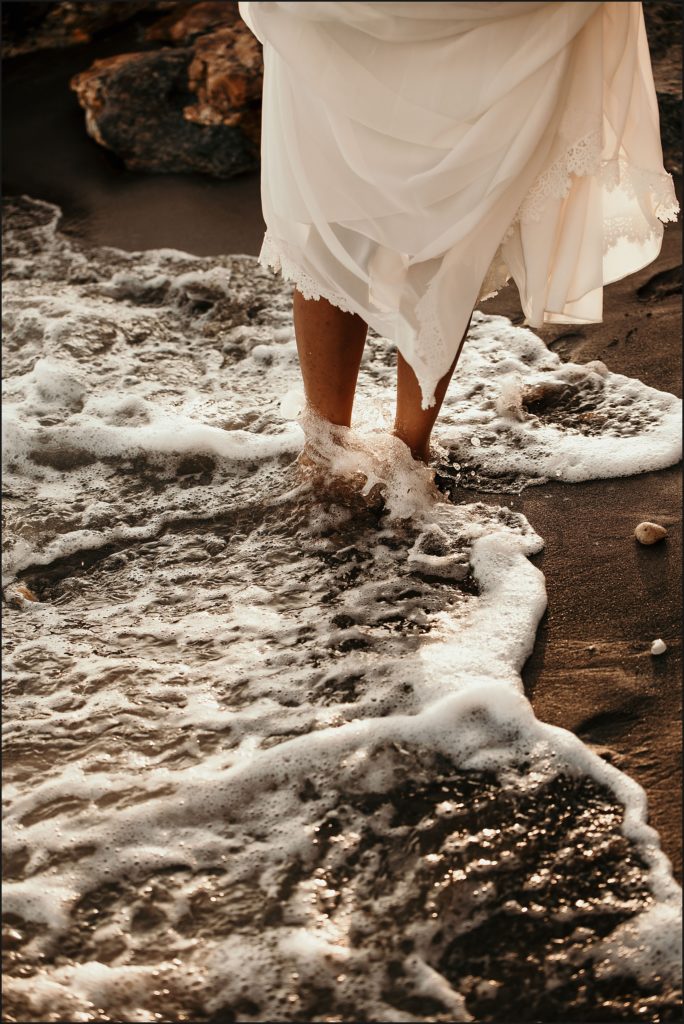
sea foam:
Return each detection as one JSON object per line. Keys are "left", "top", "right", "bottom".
{"left": 2, "top": 197, "right": 681, "bottom": 1023}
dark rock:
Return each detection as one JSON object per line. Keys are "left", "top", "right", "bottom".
{"left": 185, "top": 25, "right": 262, "bottom": 142}
{"left": 70, "top": 42, "right": 260, "bottom": 178}
{"left": 1, "top": 0, "right": 178, "bottom": 58}
{"left": 144, "top": 0, "right": 240, "bottom": 44}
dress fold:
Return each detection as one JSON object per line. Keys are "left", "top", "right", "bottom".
{"left": 240, "top": 1, "right": 678, "bottom": 407}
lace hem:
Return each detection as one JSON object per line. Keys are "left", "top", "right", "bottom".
{"left": 260, "top": 133, "right": 678, "bottom": 314}
{"left": 516, "top": 129, "right": 679, "bottom": 226}
{"left": 260, "top": 135, "right": 679, "bottom": 401}
{"left": 259, "top": 234, "right": 357, "bottom": 314}
{"left": 477, "top": 131, "right": 680, "bottom": 304}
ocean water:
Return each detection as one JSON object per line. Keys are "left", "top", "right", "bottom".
{"left": 2, "top": 196, "right": 682, "bottom": 1023}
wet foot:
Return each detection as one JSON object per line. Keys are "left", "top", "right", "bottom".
{"left": 295, "top": 445, "right": 386, "bottom": 510}
{"left": 390, "top": 428, "right": 430, "bottom": 465}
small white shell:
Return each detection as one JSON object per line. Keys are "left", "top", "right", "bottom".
{"left": 650, "top": 638, "right": 667, "bottom": 656}
{"left": 634, "top": 521, "right": 667, "bottom": 545}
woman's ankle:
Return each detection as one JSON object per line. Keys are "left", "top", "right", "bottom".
{"left": 391, "top": 427, "right": 430, "bottom": 463}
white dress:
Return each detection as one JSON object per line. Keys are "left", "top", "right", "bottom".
{"left": 238, "top": 1, "right": 678, "bottom": 408}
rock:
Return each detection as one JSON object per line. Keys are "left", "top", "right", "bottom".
{"left": 634, "top": 521, "right": 668, "bottom": 545}
{"left": 145, "top": 1, "right": 240, "bottom": 44}
{"left": 147, "top": 0, "right": 263, "bottom": 137}
{"left": 5, "top": 584, "right": 39, "bottom": 608}
{"left": 1, "top": 1, "right": 177, "bottom": 59}
{"left": 70, "top": 36, "right": 260, "bottom": 178}
{"left": 185, "top": 26, "right": 262, "bottom": 142}
{"left": 650, "top": 638, "right": 667, "bottom": 655}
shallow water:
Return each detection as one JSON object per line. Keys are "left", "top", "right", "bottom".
{"left": 1, "top": 15, "right": 265, "bottom": 257}
{"left": 2, "top": 196, "right": 682, "bottom": 1022}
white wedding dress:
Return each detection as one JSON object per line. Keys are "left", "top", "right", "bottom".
{"left": 239, "top": 1, "right": 678, "bottom": 407}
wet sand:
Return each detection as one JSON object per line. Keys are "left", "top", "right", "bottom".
{"left": 1, "top": 22, "right": 266, "bottom": 256}
{"left": 482, "top": 215, "right": 683, "bottom": 883}
{"left": 3, "top": 12, "right": 681, "bottom": 886}
{"left": 8, "top": 192, "right": 682, "bottom": 1022}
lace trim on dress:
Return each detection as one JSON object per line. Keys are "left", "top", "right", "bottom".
{"left": 413, "top": 135, "right": 680, "bottom": 393}
{"left": 600, "top": 155, "right": 680, "bottom": 224}
{"left": 259, "top": 234, "right": 357, "bottom": 314}
{"left": 259, "top": 132, "right": 679, "bottom": 401}
{"left": 477, "top": 130, "right": 680, "bottom": 303}
{"left": 515, "top": 128, "right": 679, "bottom": 228}
{"left": 260, "top": 134, "right": 678, "bottom": 315}
{"left": 516, "top": 129, "right": 604, "bottom": 222}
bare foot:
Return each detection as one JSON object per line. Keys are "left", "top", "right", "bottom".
{"left": 297, "top": 408, "right": 445, "bottom": 517}
{"left": 295, "top": 443, "right": 385, "bottom": 509}
{"left": 391, "top": 429, "right": 430, "bottom": 464}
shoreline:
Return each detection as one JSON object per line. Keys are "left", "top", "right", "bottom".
{"left": 2, "top": 190, "right": 680, "bottom": 1023}
{"left": 5, "top": 179, "right": 680, "bottom": 884}
{"left": 2, "top": 4, "right": 680, "bottom": 881}
{"left": 482, "top": 212, "right": 682, "bottom": 882}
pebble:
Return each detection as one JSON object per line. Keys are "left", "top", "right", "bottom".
{"left": 634, "top": 521, "right": 667, "bottom": 545}
{"left": 5, "top": 584, "right": 38, "bottom": 608}
{"left": 650, "top": 638, "right": 667, "bottom": 656}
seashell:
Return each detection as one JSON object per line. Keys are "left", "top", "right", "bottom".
{"left": 634, "top": 521, "right": 667, "bottom": 545}
{"left": 650, "top": 638, "right": 667, "bottom": 655}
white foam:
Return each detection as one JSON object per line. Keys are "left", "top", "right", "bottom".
{"left": 2, "top": 198, "right": 681, "bottom": 1022}
{"left": 433, "top": 315, "right": 682, "bottom": 486}
{"left": 591, "top": 902, "right": 683, "bottom": 986}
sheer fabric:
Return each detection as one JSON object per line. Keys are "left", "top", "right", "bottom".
{"left": 239, "top": 1, "right": 678, "bottom": 407}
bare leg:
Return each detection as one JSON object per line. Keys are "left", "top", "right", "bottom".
{"left": 393, "top": 315, "right": 472, "bottom": 462}
{"left": 293, "top": 289, "right": 368, "bottom": 427}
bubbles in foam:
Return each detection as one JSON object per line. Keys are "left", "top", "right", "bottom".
{"left": 2, "top": 197, "right": 681, "bottom": 1022}
{"left": 591, "top": 902, "right": 683, "bottom": 986}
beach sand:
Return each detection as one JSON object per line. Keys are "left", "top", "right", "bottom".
{"left": 482, "top": 214, "right": 683, "bottom": 883}
{"left": 3, "top": 0, "right": 680, "bottom": 886}
{"left": 484, "top": 0, "right": 683, "bottom": 883}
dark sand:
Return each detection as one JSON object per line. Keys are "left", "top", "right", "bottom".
{"left": 3, "top": 14, "right": 681, "bottom": 884}
{"left": 1, "top": 21, "right": 266, "bottom": 256}
{"left": 482, "top": 214, "right": 683, "bottom": 883}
